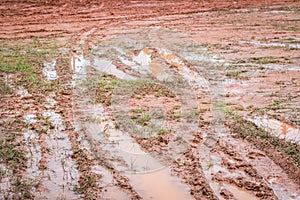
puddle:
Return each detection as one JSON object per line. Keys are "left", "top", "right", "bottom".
{"left": 84, "top": 108, "right": 164, "bottom": 173}
{"left": 248, "top": 115, "right": 300, "bottom": 143}
{"left": 71, "top": 29, "right": 228, "bottom": 199}
{"left": 24, "top": 114, "right": 37, "bottom": 124}
{"left": 16, "top": 86, "right": 30, "bottom": 98}
{"left": 132, "top": 48, "right": 152, "bottom": 66}
{"left": 43, "top": 111, "right": 65, "bottom": 131}
{"left": 24, "top": 130, "right": 42, "bottom": 180}
{"left": 262, "top": 64, "right": 300, "bottom": 71}
{"left": 91, "top": 165, "right": 131, "bottom": 200}
{"left": 92, "top": 58, "right": 135, "bottom": 80}
{"left": 118, "top": 55, "right": 151, "bottom": 75}
{"left": 224, "top": 184, "right": 258, "bottom": 200}
{"left": 40, "top": 121, "right": 79, "bottom": 200}
{"left": 244, "top": 41, "right": 300, "bottom": 49}
{"left": 290, "top": 44, "right": 300, "bottom": 49}
{"left": 71, "top": 54, "right": 90, "bottom": 82}
{"left": 158, "top": 48, "right": 209, "bottom": 87}
{"left": 200, "top": 132, "right": 256, "bottom": 200}
{"left": 45, "top": 92, "right": 57, "bottom": 109}
{"left": 80, "top": 103, "right": 193, "bottom": 199}
{"left": 43, "top": 60, "right": 58, "bottom": 81}
{"left": 38, "top": 69, "right": 80, "bottom": 199}
{"left": 129, "top": 168, "right": 193, "bottom": 200}
{"left": 149, "top": 61, "right": 164, "bottom": 77}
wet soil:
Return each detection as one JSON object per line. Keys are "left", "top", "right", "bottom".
{"left": 1, "top": 0, "right": 300, "bottom": 200}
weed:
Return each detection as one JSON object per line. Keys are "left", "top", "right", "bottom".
{"left": 11, "top": 178, "right": 35, "bottom": 199}
{"left": 171, "top": 113, "right": 182, "bottom": 119}
{"left": 265, "top": 99, "right": 286, "bottom": 110}
{"left": 137, "top": 113, "right": 151, "bottom": 126}
{"left": 132, "top": 82, "right": 175, "bottom": 98}
{"left": 0, "top": 134, "right": 27, "bottom": 172}
{"left": 207, "top": 161, "right": 214, "bottom": 169}
{"left": 280, "top": 26, "right": 299, "bottom": 32}
{"left": 130, "top": 108, "right": 145, "bottom": 113}
{"left": 0, "top": 38, "right": 63, "bottom": 93}
{"left": 226, "top": 70, "right": 242, "bottom": 78}
{"left": 158, "top": 128, "right": 172, "bottom": 135}
{"left": 225, "top": 107, "right": 241, "bottom": 120}
{"left": 93, "top": 74, "right": 121, "bottom": 106}
{"left": 250, "top": 57, "right": 279, "bottom": 64}
{"left": 0, "top": 80, "right": 12, "bottom": 95}
{"left": 173, "top": 105, "right": 181, "bottom": 110}
{"left": 22, "top": 106, "right": 29, "bottom": 110}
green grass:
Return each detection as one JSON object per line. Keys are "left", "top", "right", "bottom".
{"left": 171, "top": 113, "right": 182, "bottom": 119}
{"left": 280, "top": 26, "right": 299, "bottom": 32}
{"left": 93, "top": 74, "right": 121, "bottom": 106}
{"left": 132, "top": 82, "right": 175, "bottom": 98}
{"left": 226, "top": 70, "right": 242, "bottom": 78}
{"left": 158, "top": 128, "right": 172, "bottom": 135}
{"left": 265, "top": 99, "right": 286, "bottom": 110}
{"left": 137, "top": 113, "right": 151, "bottom": 126}
{"left": 250, "top": 57, "right": 279, "bottom": 64}
{"left": 0, "top": 133, "right": 26, "bottom": 173}
{"left": 75, "top": 174, "right": 97, "bottom": 194}
{"left": 130, "top": 108, "right": 145, "bottom": 113}
{"left": 0, "top": 38, "right": 64, "bottom": 93}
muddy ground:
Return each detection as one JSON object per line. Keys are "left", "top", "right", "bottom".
{"left": 0, "top": 0, "right": 300, "bottom": 199}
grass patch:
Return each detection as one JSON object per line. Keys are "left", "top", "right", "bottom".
{"left": 137, "top": 113, "right": 151, "bottom": 126}
{"left": 0, "top": 38, "right": 64, "bottom": 93}
{"left": 132, "top": 83, "right": 175, "bottom": 98}
{"left": 250, "top": 57, "right": 279, "bottom": 64}
{"left": 280, "top": 26, "right": 299, "bottom": 32}
{"left": 226, "top": 70, "right": 242, "bottom": 78}
{"left": 0, "top": 133, "right": 27, "bottom": 173}
{"left": 93, "top": 74, "right": 121, "bottom": 106}
{"left": 265, "top": 99, "right": 286, "bottom": 110}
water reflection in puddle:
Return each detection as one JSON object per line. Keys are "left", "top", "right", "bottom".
{"left": 43, "top": 60, "right": 58, "bottom": 81}
{"left": 224, "top": 184, "right": 258, "bottom": 200}
{"left": 81, "top": 103, "right": 193, "bottom": 199}
{"left": 129, "top": 168, "right": 193, "bottom": 200}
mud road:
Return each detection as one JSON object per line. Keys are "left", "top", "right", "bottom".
{"left": 0, "top": 0, "right": 300, "bottom": 199}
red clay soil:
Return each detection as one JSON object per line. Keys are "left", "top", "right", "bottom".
{"left": 0, "top": 0, "right": 298, "bottom": 39}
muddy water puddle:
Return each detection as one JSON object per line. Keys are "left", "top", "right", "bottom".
{"left": 43, "top": 60, "right": 58, "bottom": 81}
{"left": 129, "top": 168, "right": 193, "bottom": 200}
{"left": 22, "top": 67, "right": 81, "bottom": 199}
{"left": 243, "top": 40, "right": 300, "bottom": 50}
{"left": 39, "top": 92, "right": 80, "bottom": 199}
{"left": 81, "top": 104, "right": 193, "bottom": 199}
{"left": 224, "top": 184, "right": 258, "bottom": 200}
{"left": 24, "top": 130, "right": 42, "bottom": 180}
{"left": 91, "top": 165, "right": 131, "bottom": 200}
{"left": 248, "top": 115, "right": 300, "bottom": 143}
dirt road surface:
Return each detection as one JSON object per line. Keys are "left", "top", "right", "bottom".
{"left": 0, "top": 0, "right": 300, "bottom": 199}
